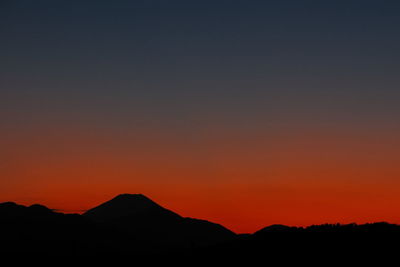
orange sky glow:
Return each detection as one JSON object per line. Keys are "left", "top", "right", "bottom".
{"left": 2, "top": 122, "right": 400, "bottom": 233}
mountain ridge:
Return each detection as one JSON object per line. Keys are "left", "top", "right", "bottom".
{"left": 83, "top": 193, "right": 179, "bottom": 222}
{"left": 1, "top": 194, "right": 400, "bottom": 263}
{"left": 82, "top": 194, "right": 236, "bottom": 248}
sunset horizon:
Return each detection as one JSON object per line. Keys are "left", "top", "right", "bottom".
{"left": 3, "top": 185, "right": 400, "bottom": 234}
{"left": 2, "top": 1, "right": 400, "bottom": 235}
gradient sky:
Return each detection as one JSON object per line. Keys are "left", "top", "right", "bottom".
{"left": 1, "top": 0, "right": 400, "bottom": 233}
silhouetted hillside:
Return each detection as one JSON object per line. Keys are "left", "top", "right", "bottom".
{"left": 83, "top": 194, "right": 235, "bottom": 249}
{"left": 189, "top": 222, "right": 400, "bottom": 265}
{"left": 0, "top": 201, "right": 96, "bottom": 259}
{"left": 83, "top": 194, "right": 176, "bottom": 222}
{"left": 1, "top": 195, "right": 399, "bottom": 264}
{"left": 0, "top": 194, "right": 235, "bottom": 260}
{"left": 254, "top": 222, "right": 400, "bottom": 235}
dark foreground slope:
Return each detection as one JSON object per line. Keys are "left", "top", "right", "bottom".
{"left": 0, "top": 194, "right": 235, "bottom": 260}
{"left": 1, "top": 195, "right": 399, "bottom": 264}
{"left": 83, "top": 194, "right": 235, "bottom": 250}
{"left": 187, "top": 222, "right": 400, "bottom": 264}
{"left": 0, "top": 202, "right": 97, "bottom": 257}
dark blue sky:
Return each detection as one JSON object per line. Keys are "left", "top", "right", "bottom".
{"left": 2, "top": 0, "right": 400, "bottom": 126}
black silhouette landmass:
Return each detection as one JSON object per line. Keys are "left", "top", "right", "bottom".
{"left": 0, "top": 194, "right": 398, "bottom": 264}
{"left": 83, "top": 194, "right": 235, "bottom": 250}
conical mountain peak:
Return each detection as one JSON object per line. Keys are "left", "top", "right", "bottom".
{"left": 112, "top": 193, "right": 153, "bottom": 202}
{"left": 83, "top": 193, "right": 173, "bottom": 222}
{"left": 107, "top": 193, "right": 159, "bottom": 208}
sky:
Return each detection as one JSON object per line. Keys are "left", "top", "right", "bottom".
{"left": 1, "top": 0, "right": 400, "bottom": 233}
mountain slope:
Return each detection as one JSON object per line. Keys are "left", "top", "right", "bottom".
{"left": 83, "top": 194, "right": 180, "bottom": 222}
{"left": 1, "top": 198, "right": 400, "bottom": 264}
{"left": 83, "top": 194, "right": 236, "bottom": 248}
{"left": 0, "top": 201, "right": 96, "bottom": 256}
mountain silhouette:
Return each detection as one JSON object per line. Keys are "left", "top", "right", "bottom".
{"left": 254, "top": 224, "right": 297, "bottom": 233}
{"left": 0, "top": 201, "right": 60, "bottom": 220}
{"left": 83, "top": 194, "right": 235, "bottom": 249}
{"left": 84, "top": 194, "right": 181, "bottom": 222}
{"left": 1, "top": 194, "right": 399, "bottom": 264}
